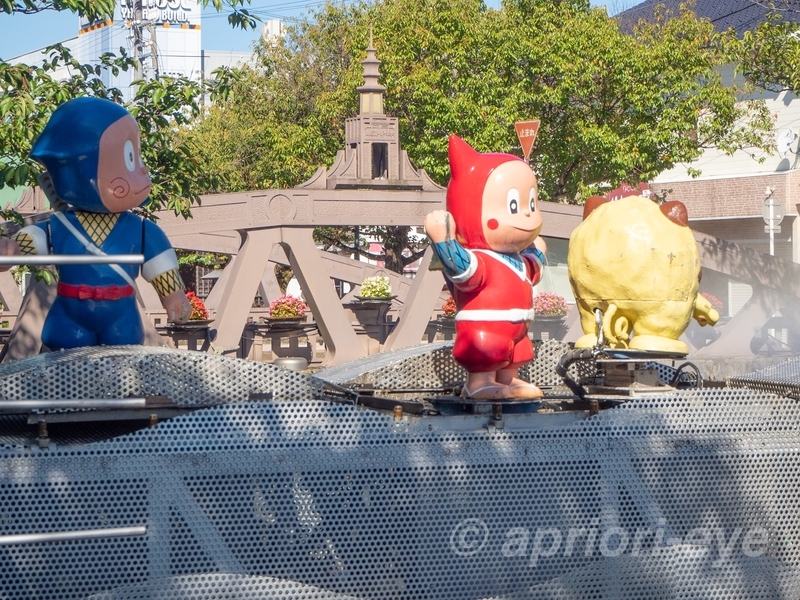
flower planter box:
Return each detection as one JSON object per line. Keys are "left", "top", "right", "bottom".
{"left": 354, "top": 295, "right": 397, "bottom": 304}
{"left": 264, "top": 315, "right": 307, "bottom": 330}
{"left": 531, "top": 315, "right": 567, "bottom": 341}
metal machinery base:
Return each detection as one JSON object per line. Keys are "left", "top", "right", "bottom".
{"left": 0, "top": 341, "right": 798, "bottom": 599}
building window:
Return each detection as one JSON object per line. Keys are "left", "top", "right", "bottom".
{"left": 195, "top": 266, "right": 216, "bottom": 298}
{"left": 728, "top": 281, "right": 752, "bottom": 317}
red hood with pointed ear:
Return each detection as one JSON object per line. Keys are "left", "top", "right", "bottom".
{"left": 446, "top": 135, "right": 522, "bottom": 250}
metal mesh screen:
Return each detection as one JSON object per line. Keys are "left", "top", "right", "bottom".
{"left": 728, "top": 356, "right": 800, "bottom": 397}
{"left": 521, "top": 340, "right": 576, "bottom": 387}
{"left": 0, "top": 345, "right": 323, "bottom": 405}
{"left": 0, "top": 346, "right": 799, "bottom": 599}
{"left": 320, "top": 340, "right": 587, "bottom": 390}
{"left": 319, "top": 340, "right": 463, "bottom": 389}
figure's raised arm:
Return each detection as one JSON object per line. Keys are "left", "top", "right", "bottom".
{"left": 424, "top": 210, "right": 457, "bottom": 244}
{"left": 425, "top": 209, "right": 478, "bottom": 285}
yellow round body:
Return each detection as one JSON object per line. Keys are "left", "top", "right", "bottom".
{"left": 567, "top": 196, "right": 702, "bottom": 353}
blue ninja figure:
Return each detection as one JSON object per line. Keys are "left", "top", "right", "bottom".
{"left": 5, "top": 97, "right": 191, "bottom": 350}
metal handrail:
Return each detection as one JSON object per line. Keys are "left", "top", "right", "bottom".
{"left": 0, "top": 526, "right": 147, "bottom": 546}
{"left": 0, "top": 398, "right": 151, "bottom": 412}
{"left": 0, "top": 398, "right": 185, "bottom": 414}
{"left": 0, "top": 255, "right": 144, "bottom": 265}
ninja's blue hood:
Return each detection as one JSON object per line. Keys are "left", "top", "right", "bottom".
{"left": 30, "top": 98, "right": 136, "bottom": 213}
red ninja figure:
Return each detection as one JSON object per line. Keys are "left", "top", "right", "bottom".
{"left": 425, "top": 135, "right": 546, "bottom": 400}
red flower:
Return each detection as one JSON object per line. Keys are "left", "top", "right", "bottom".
{"left": 442, "top": 296, "right": 457, "bottom": 318}
{"left": 185, "top": 291, "right": 209, "bottom": 320}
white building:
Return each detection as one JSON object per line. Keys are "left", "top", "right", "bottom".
{"left": 618, "top": 0, "right": 800, "bottom": 348}
{"left": 9, "top": 7, "right": 271, "bottom": 101}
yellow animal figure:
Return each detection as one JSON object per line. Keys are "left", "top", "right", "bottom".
{"left": 567, "top": 195, "right": 719, "bottom": 355}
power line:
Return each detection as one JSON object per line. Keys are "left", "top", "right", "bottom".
{"left": 709, "top": 3, "right": 761, "bottom": 25}
{"left": 201, "top": 0, "right": 324, "bottom": 20}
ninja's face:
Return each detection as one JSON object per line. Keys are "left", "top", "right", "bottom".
{"left": 97, "top": 115, "right": 151, "bottom": 213}
{"left": 481, "top": 160, "right": 542, "bottom": 253}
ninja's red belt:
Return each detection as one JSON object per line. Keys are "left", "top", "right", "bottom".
{"left": 57, "top": 282, "right": 135, "bottom": 301}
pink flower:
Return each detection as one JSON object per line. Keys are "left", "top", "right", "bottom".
{"left": 532, "top": 292, "right": 568, "bottom": 317}
{"left": 269, "top": 294, "right": 308, "bottom": 318}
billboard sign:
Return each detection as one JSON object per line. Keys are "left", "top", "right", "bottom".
{"left": 607, "top": 182, "right": 651, "bottom": 200}
{"left": 80, "top": 0, "right": 201, "bottom": 32}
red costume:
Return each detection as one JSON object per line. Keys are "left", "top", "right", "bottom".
{"left": 452, "top": 249, "right": 543, "bottom": 372}
{"left": 443, "top": 136, "right": 544, "bottom": 374}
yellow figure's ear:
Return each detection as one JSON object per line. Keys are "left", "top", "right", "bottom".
{"left": 582, "top": 195, "right": 609, "bottom": 220}
{"left": 659, "top": 200, "right": 689, "bottom": 227}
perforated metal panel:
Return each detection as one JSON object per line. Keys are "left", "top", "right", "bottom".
{"left": 0, "top": 345, "right": 323, "bottom": 405}
{"left": 520, "top": 340, "right": 582, "bottom": 388}
{"left": 319, "top": 340, "right": 462, "bottom": 389}
{"left": 0, "top": 346, "right": 799, "bottom": 599}
{"left": 320, "top": 339, "right": 587, "bottom": 391}
{"left": 729, "top": 356, "right": 800, "bottom": 397}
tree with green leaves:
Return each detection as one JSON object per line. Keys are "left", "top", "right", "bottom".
{"left": 183, "top": 6, "right": 428, "bottom": 274}
{"left": 187, "top": 0, "right": 778, "bottom": 201}
{"left": 181, "top": 3, "right": 365, "bottom": 192}
{"left": 369, "top": 0, "right": 775, "bottom": 200}
{"left": 0, "top": 0, "right": 259, "bottom": 217}
{"left": 182, "top": 0, "right": 778, "bottom": 272}
{"left": 720, "top": 11, "right": 800, "bottom": 95}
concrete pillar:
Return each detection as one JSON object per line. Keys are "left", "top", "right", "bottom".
{"left": 209, "top": 229, "right": 281, "bottom": 355}
{"left": 384, "top": 247, "right": 444, "bottom": 351}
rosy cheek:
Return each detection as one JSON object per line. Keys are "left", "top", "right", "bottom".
{"left": 110, "top": 177, "right": 130, "bottom": 199}
{"left": 487, "top": 219, "right": 499, "bottom": 230}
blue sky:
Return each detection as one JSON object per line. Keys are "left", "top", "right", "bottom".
{"left": 0, "top": 0, "right": 637, "bottom": 61}
{"left": 0, "top": 2, "right": 294, "bottom": 59}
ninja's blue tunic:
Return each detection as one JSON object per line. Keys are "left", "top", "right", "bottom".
{"left": 19, "top": 210, "right": 177, "bottom": 350}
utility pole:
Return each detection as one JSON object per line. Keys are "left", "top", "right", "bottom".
{"left": 130, "top": 0, "right": 144, "bottom": 89}
{"left": 147, "top": 22, "right": 159, "bottom": 79}
{"left": 129, "top": 0, "right": 158, "bottom": 93}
